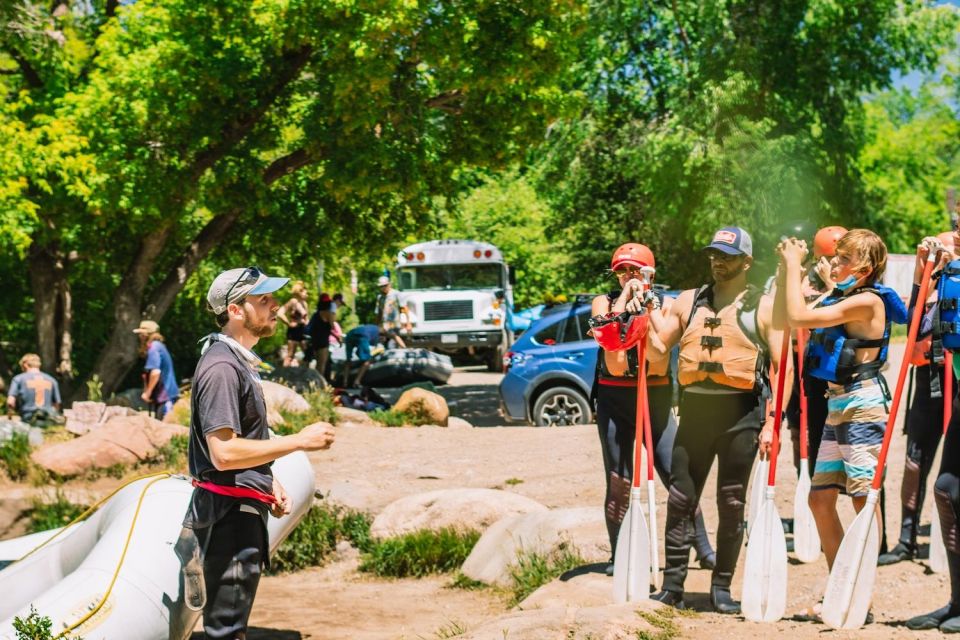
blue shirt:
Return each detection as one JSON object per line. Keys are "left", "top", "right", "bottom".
{"left": 8, "top": 371, "right": 61, "bottom": 421}
{"left": 144, "top": 340, "right": 179, "bottom": 404}
{"left": 347, "top": 324, "right": 381, "bottom": 344}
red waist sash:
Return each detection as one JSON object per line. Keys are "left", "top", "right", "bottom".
{"left": 192, "top": 479, "right": 277, "bottom": 505}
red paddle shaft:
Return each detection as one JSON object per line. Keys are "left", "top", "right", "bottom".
{"left": 871, "top": 257, "right": 936, "bottom": 492}
{"left": 633, "top": 340, "right": 649, "bottom": 489}
{"left": 766, "top": 327, "right": 792, "bottom": 487}
{"left": 642, "top": 363, "right": 655, "bottom": 482}
{"left": 797, "top": 329, "right": 810, "bottom": 460}
{"left": 945, "top": 352, "right": 954, "bottom": 435}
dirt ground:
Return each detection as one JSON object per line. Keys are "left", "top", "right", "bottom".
{"left": 3, "top": 344, "right": 953, "bottom": 639}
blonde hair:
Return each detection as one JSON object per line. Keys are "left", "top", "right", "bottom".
{"left": 19, "top": 353, "right": 41, "bottom": 369}
{"left": 290, "top": 281, "right": 307, "bottom": 299}
{"left": 836, "top": 229, "right": 887, "bottom": 285}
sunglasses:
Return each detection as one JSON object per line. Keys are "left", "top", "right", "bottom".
{"left": 705, "top": 251, "right": 741, "bottom": 263}
{"left": 224, "top": 266, "right": 262, "bottom": 309}
{"left": 612, "top": 265, "right": 654, "bottom": 278}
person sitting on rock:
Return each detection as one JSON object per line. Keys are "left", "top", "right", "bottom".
{"left": 6, "top": 353, "right": 62, "bottom": 426}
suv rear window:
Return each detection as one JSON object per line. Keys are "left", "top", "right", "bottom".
{"left": 533, "top": 307, "right": 593, "bottom": 346}
{"left": 532, "top": 320, "right": 561, "bottom": 346}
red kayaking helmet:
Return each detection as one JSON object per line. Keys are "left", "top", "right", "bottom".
{"left": 813, "top": 226, "right": 848, "bottom": 259}
{"left": 611, "top": 243, "right": 655, "bottom": 270}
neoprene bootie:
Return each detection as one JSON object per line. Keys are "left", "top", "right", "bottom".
{"left": 710, "top": 585, "right": 741, "bottom": 614}
{"left": 878, "top": 541, "right": 916, "bottom": 566}
{"left": 652, "top": 589, "right": 685, "bottom": 610}
{"left": 907, "top": 605, "right": 960, "bottom": 631}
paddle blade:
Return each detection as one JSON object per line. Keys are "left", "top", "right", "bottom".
{"left": 747, "top": 459, "right": 769, "bottom": 538}
{"left": 742, "top": 496, "right": 788, "bottom": 622}
{"left": 822, "top": 507, "right": 880, "bottom": 629}
{"left": 647, "top": 479, "right": 660, "bottom": 590}
{"left": 931, "top": 502, "right": 948, "bottom": 573}
{"left": 612, "top": 501, "right": 650, "bottom": 603}
{"left": 792, "top": 462, "right": 821, "bottom": 563}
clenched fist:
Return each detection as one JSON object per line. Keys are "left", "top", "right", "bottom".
{"left": 297, "top": 422, "right": 336, "bottom": 451}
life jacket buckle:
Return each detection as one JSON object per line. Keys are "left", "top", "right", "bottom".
{"left": 704, "top": 317, "right": 722, "bottom": 329}
{"left": 700, "top": 336, "right": 723, "bottom": 349}
{"left": 698, "top": 361, "right": 723, "bottom": 373}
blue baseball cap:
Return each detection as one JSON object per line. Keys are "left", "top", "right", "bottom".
{"left": 703, "top": 226, "right": 753, "bottom": 257}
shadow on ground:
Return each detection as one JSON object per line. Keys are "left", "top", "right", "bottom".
{"left": 192, "top": 629, "right": 301, "bottom": 639}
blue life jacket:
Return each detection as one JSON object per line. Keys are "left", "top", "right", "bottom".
{"left": 805, "top": 285, "right": 908, "bottom": 384}
{"left": 938, "top": 260, "right": 960, "bottom": 352}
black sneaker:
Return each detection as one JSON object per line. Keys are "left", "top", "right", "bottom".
{"left": 710, "top": 585, "right": 741, "bottom": 615}
{"left": 652, "top": 589, "right": 686, "bottom": 610}
{"left": 907, "top": 605, "right": 960, "bottom": 631}
{"left": 878, "top": 542, "right": 916, "bottom": 566}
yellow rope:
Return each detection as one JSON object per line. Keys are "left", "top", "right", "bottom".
{"left": 54, "top": 474, "right": 173, "bottom": 639}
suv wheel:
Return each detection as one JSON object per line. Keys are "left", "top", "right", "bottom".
{"left": 532, "top": 387, "right": 590, "bottom": 427}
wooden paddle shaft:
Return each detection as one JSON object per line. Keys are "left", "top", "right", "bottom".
{"left": 871, "top": 256, "right": 936, "bottom": 492}
{"left": 797, "top": 329, "right": 809, "bottom": 461}
{"left": 945, "top": 352, "right": 954, "bottom": 435}
{"left": 766, "top": 327, "right": 792, "bottom": 487}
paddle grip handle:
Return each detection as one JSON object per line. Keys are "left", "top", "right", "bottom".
{"left": 766, "top": 326, "right": 792, "bottom": 487}
{"left": 797, "top": 328, "right": 809, "bottom": 461}
{"left": 872, "top": 256, "right": 936, "bottom": 491}
{"left": 945, "top": 352, "right": 954, "bottom": 436}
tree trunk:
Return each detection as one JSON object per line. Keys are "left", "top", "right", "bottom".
{"left": 88, "top": 225, "right": 173, "bottom": 396}
{"left": 28, "top": 242, "right": 62, "bottom": 374}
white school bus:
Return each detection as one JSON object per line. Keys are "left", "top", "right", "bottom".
{"left": 394, "top": 239, "right": 514, "bottom": 371}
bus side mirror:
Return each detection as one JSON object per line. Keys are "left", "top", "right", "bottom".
{"left": 508, "top": 268, "right": 516, "bottom": 285}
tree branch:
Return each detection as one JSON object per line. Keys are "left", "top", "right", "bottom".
{"left": 105, "top": 0, "right": 119, "bottom": 18}
{"left": 425, "top": 89, "right": 465, "bottom": 114}
{"left": 3, "top": 44, "right": 42, "bottom": 88}
{"left": 263, "top": 148, "right": 313, "bottom": 184}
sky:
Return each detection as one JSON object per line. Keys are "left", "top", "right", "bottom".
{"left": 892, "top": 0, "right": 960, "bottom": 91}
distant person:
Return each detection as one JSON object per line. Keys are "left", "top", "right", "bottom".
{"left": 134, "top": 320, "right": 180, "bottom": 420}
{"left": 6, "top": 353, "right": 62, "bottom": 426}
{"left": 342, "top": 323, "right": 381, "bottom": 387}
{"left": 305, "top": 293, "right": 336, "bottom": 378}
{"left": 375, "top": 276, "right": 406, "bottom": 348}
{"left": 278, "top": 281, "right": 309, "bottom": 366}
{"left": 181, "top": 266, "right": 335, "bottom": 640}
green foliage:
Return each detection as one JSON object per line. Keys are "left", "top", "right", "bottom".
{"left": 359, "top": 528, "right": 481, "bottom": 578}
{"left": 269, "top": 502, "right": 372, "bottom": 574}
{"left": 450, "top": 572, "right": 487, "bottom": 590}
{"left": 0, "top": 432, "right": 32, "bottom": 481}
{"left": 12, "top": 606, "right": 54, "bottom": 640}
{"left": 155, "top": 434, "right": 189, "bottom": 471}
{"left": 506, "top": 543, "right": 585, "bottom": 606}
{"left": 429, "top": 620, "right": 469, "bottom": 639}
{"left": 85, "top": 375, "right": 103, "bottom": 403}
{"left": 369, "top": 407, "right": 435, "bottom": 427}
{"left": 504, "top": 478, "right": 524, "bottom": 486}
{"left": 28, "top": 491, "right": 88, "bottom": 534}
{"left": 635, "top": 607, "right": 693, "bottom": 640}
{"left": 274, "top": 384, "right": 338, "bottom": 436}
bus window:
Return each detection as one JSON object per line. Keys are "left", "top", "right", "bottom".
{"left": 397, "top": 264, "right": 503, "bottom": 291}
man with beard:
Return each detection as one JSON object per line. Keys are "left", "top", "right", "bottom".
{"left": 648, "top": 226, "right": 789, "bottom": 613}
{"left": 181, "top": 267, "right": 336, "bottom": 640}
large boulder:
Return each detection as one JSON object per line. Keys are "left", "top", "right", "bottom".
{"left": 0, "top": 417, "right": 43, "bottom": 446}
{"left": 392, "top": 387, "right": 449, "bottom": 426}
{"left": 459, "top": 602, "right": 669, "bottom": 640}
{"left": 264, "top": 367, "right": 326, "bottom": 394}
{"left": 63, "top": 401, "right": 138, "bottom": 435}
{"left": 515, "top": 570, "right": 613, "bottom": 610}
{"left": 31, "top": 414, "right": 188, "bottom": 477}
{"left": 371, "top": 488, "right": 547, "bottom": 539}
{"left": 333, "top": 406, "right": 376, "bottom": 426}
{"left": 260, "top": 380, "right": 311, "bottom": 415}
{"left": 460, "top": 507, "right": 608, "bottom": 587}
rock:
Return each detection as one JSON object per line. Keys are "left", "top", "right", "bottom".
{"left": 260, "top": 380, "right": 311, "bottom": 414}
{"left": 264, "top": 367, "right": 326, "bottom": 394}
{"left": 447, "top": 416, "right": 473, "bottom": 429}
{"left": 392, "top": 387, "right": 449, "bottom": 427}
{"left": 515, "top": 571, "right": 613, "bottom": 610}
{"left": 0, "top": 417, "right": 43, "bottom": 446}
{"left": 31, "top": 414, "right": 188, "bottom": 477}
{"left": 370, "top": 488, "right": 547, "bottom": 539}
{"left": 334, "top": 406, "right": 376, "bottom": 426}
{"left": 63, "top": 401, "right": 138, "bottom": 435}
{"left": 459, "top": 601, "right": 668, "bottom": 640}
{"left": 460, "top": 507, "right": 608, "bottom": 587}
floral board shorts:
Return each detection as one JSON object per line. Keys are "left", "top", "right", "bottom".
{"left": 811, "top": 377, "right": 889, "bottom": 497}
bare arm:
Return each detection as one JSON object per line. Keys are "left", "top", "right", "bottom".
{"left": 651, "top": 288, "right": 694, "bottom": 351}
{"left": 758, "top": 295, "right": 793, "bottom": 458}
{"left": 783, "top": 260, "right": 873, "bottom": 328}
{"left": 142, "top": 369, "right": 160, "bottom": 399}
{"left": 646, "top": 296, "right": 672, "bottom": 362}
{"left": 205, "top": 422, "right": 335, "bottom": 472}
{"left": 277, "top": 300, "right": 292, "bottom": 326}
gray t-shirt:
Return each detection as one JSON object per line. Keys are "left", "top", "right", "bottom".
{"left": 184, "top": 341, "right": 273, "bottom": 529}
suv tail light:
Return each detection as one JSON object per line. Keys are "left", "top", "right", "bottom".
{"left": 503, "top": 350, "right": 514, "bottom": 373}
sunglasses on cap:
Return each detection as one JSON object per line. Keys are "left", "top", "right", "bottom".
{"left": 224, "top": 266, "right": 263, "bottom": 308}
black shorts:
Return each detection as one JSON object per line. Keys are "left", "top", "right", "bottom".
{"left": 286, "top": 324, "right": 305, "bottom": 341}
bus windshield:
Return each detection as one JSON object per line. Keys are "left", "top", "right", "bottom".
{"left": 397, "top": 263, "right": 503, "bottom": 291}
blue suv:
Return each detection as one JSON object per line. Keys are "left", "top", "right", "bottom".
{"left": 499, "top": 298, "right": 598, "bottom": 426}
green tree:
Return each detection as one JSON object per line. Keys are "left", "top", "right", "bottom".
{"left": 0, "top": 0, "right": 587, "bottom": 394}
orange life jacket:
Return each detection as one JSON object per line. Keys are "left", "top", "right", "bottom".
{"left": 677, "top": 285, "right": 767, "bottom": 392}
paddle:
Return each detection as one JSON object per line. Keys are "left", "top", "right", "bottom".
{"left": 747, "top": 458, "right": 769, "bottom": 538}
{"left": 612, "top": 337, "right": 651, "bottom": 603}
{"left": 930, "top": 351, "right": 953, "bottom": 573}
{"left": 793, "top": 328, "right": 821, "bottom": 563}
{"left": 821, "top": 253, "right": 936, "bottom": 630}
{"left": 641, "top": 370, "right": 660, "bottom": 590}
{"left": 742, "top": 328, "right": 791, "bottom": 622}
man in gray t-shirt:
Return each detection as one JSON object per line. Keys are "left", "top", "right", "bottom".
{"left": 7, "top": 353, "right": 61, "bottom": 425}
{"left": 181, "top": 266, "right": 335, "bottom": 640}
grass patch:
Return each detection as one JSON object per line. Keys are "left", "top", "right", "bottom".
{"left": 275, "top": 385, "right": 338, "bottom": 436}
{"left": 369, "top": 408, "right": 435, "bottom": 427}
{"left": 0, "top": 433, "right": 33, "bottom": 481}
{"left": 27, "top": 491, "right": 88, "bottom": 533}
{"left": 506, "top": 542, "right": 585, "bottom": 607}
{"left": 155, "top": 434, "right": 189, "bottom": 471}
{"left": 360, "top": 527, "right": 481, "bottom": 578}
{"left": 504, "top": 478, "right": 524, "bottom": 486}
{"left": 269, "top": 502, "right": 372, "bottom": 574}
{"left": 168, "top": 391, "right": 191, "bottom": 427}
{"left": 425, "top": 619, "right": 468, "bottom": 639}
{"left": 449, "top": 571, "right": 487, "bottom": 590}
{"left": 12, "top": 606, "right": 61, "bottom": 640}
{"left": 635, "top": 607, "right": 693, "bottom": 640}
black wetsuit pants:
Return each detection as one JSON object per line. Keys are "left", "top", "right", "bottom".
{"left": 197, "top": 505, "right": 267, "bottom": 640}
{"left": 786, "top": 368, "right": 829, "bottom": 476}
{"left": 662, "top": 389, "right": 761, "bottom": 593}
{"left": 934, "top": 391, "right": 960, "bottom": 612}
{"left": 596, "top": 383, "right": 713, "bottom": 562}
{"left": 898, "top": 364, "right": 948, "bottom": 549}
